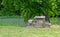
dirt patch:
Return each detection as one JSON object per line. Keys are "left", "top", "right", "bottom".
{"left": 50, "top": 25, "right": 60, "bottom": 28}
{"left": 26, "top": 25, "right": 60, "bottom": 28}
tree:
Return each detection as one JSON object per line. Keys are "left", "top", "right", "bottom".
{"left": 21, "top": 0, "right": 55, "bottom": 22}
{"left": 0, "top": 0, "right": 59, "bottom": 20}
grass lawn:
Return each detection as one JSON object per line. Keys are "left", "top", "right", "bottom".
{"left": 0, "top": 25, "right": 60, "bottom": 37}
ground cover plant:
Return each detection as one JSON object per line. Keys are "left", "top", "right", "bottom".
{"left": 0, "top": 25, "right": 60, "bottom": 37}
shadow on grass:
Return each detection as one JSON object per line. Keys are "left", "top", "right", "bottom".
{"left": 0, "top": 23, "right": 28, "bottom": 27}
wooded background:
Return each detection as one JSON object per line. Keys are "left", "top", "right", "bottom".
{"left": 0, "top": 0, "right": 60, "bottom": 21}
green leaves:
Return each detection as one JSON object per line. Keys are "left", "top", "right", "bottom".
{"left": 21, "top": 0, "right": 60, "bottom": 21}
{"left": 0, "top": 0, "right": 60, "bottom": 21}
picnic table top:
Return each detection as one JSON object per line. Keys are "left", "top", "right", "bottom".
{"left": 34, "top": 16, "right": 45, "bottom": 19}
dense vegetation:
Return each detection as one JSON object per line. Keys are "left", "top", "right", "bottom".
{"left": 0, "top": 0, "right": 60, "bottom": 21}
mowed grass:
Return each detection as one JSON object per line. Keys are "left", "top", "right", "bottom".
{"left": 0, "top": 26, "right": 60, "bottom": 37}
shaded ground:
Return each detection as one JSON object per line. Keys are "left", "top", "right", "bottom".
{"left": 0, "top": 25, "right": 60, "bottom": 37}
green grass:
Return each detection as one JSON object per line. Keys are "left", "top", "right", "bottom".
{"left": 50, "top": 18, "right": 60, "bottom": 25}
{"left": 0, "top": 26, "right": 60, "bottom": 37}
{"left": 0, "top": 17, "right": 60, "bottom": 37}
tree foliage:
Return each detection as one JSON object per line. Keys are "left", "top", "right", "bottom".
{"left": 0, "top": 0, "right": 60, "bottom": 21}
